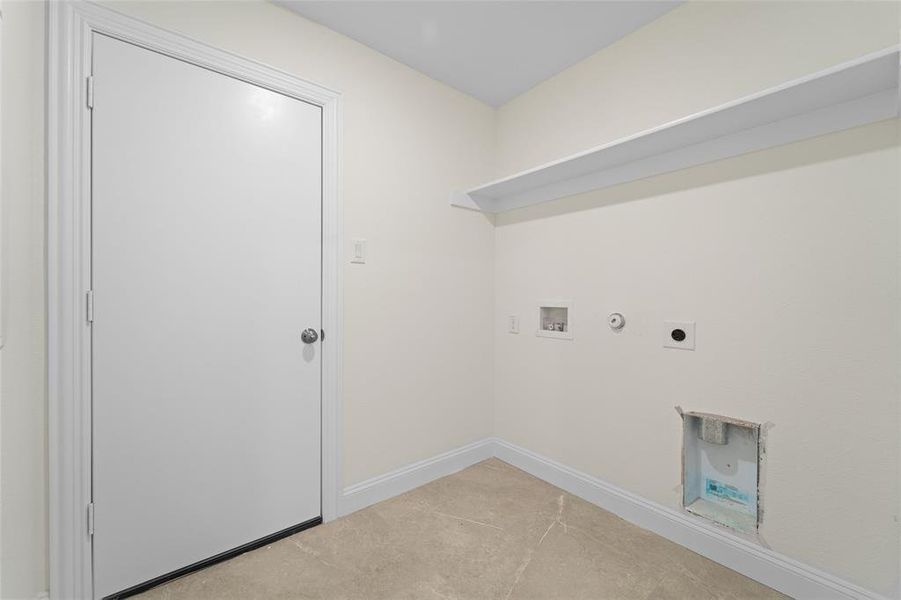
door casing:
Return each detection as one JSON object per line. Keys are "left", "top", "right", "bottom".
{"left": 46, "top": 3, "right": 343, "bottom": 599}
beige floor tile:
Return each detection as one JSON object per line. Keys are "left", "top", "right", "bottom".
{"left": 135, "top": 459, "right": 787, "bottom": 600}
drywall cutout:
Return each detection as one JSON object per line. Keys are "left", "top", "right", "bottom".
{"left": 680, "top": 411, "right": 761, "bottom": 534}
{"left": 536, "top": 300, "right": 573, "bottom": 340}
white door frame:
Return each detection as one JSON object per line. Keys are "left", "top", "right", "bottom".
{"left": 46, "top": 3, "right": 343, "bottom": 598}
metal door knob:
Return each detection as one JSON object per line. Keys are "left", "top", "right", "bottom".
{"left": 301, "top": 328, "right": 319, "bottom": 344}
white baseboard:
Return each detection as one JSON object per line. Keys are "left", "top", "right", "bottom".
{"left": 492, "top": 438, "right": 891, "bottom": 600}
{"left": 337, "top": 437, "right": 890, "bottom": 600}
{"left": 338, "top": 438, "right": 495, "bottom": 516}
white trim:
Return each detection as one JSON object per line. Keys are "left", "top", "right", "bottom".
{"left": 46, "top": 3, "right": 342, "bottom": 598}
{"left": 339, "top": 439, "right": 495, "bottom": 516}
{"left": 341, "top": 437, "right": 890, "bottom": 600}
{"left": 492, "top": 439, "right": 891, "bottom": 600}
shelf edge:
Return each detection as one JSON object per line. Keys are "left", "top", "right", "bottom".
{"left": 450, "top": 46, "right": 900, "bottom": 214}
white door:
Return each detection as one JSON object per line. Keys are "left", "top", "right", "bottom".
{"left": 91, "top": 34, "right": 322, "bottom": 598}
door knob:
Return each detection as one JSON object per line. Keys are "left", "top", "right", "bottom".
{"left": 301, "top": 328, "right": 319, "bottom": 344}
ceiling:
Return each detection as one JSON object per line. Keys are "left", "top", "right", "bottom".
{"left": 278, "top": 1, "right": 681, "bottom": 107}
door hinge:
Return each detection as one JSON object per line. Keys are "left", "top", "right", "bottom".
{"left": 86, "top": 76, "right": 94, "bottom": 109}
{"left": 87, "top": 503, "right": 95, "bottom": 536}
{"left": 86, "top": 290, "right": 94, "bottom": 323}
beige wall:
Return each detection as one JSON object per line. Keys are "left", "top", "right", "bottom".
{"left": 496, "top": 1, "right": 900, "bottom": 174}
{"left": 493, "top": 2, "right": 900, "bottom": 596}
{"left": 1, "top": 1, "right": 496, "bottom": 597}
{"left": 1, "top": 1, "right": 48, "bottom": 598}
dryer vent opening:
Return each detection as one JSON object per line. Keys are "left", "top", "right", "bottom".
{"left": 681, "top": 412, "right": 762, "bottom": 534}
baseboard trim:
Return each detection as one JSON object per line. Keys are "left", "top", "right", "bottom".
{"left": 492, "top": 438, "right": 890, "bottom": 600}
{"left": 339, "top": 438, "right": 495, "bottom": 516}
{"left": 337, "top": 438, "right": 889, "bottom": 600}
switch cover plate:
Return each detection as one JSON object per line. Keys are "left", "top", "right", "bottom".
{"left": 508, "top": 316, "right": 519, "bottom": 334}
{"left": 351, "top": 239, "right": 367, "bottom": 264}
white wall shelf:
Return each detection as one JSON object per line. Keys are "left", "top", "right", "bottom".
{"left": 451, "top": 46, "right": 900, "bottom": 214}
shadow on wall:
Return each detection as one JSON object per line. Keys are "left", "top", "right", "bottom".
{"left": 495, "top": 118, "right": 900, "bottom": 226}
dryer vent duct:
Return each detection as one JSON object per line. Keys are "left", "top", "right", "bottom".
{"left": 699, "top": 416, "right": 728, "bottom": 445}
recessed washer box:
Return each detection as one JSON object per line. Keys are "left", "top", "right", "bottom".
{"left": 681, "top": 411, "right": 760, "bottom": 534}
{"left": 536, "top": 300, "right": 573, "bottom": 340}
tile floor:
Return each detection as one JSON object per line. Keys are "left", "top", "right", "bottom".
{"left": 136, "top": 459, "right": 787, "bottom": 599}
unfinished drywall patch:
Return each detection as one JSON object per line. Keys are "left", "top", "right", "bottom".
{"left": 681, "top": 411, "right": 761, "bottom": 534}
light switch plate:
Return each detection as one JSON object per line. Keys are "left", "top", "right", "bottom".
{"left": 664, "top": 321, "right": 695, "bottom": 350}
{"left": 351, "top": 239, "right": 367, "bottom": 264}
{"left": 508, "top": 316, "right": 519, "bottom": 334}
